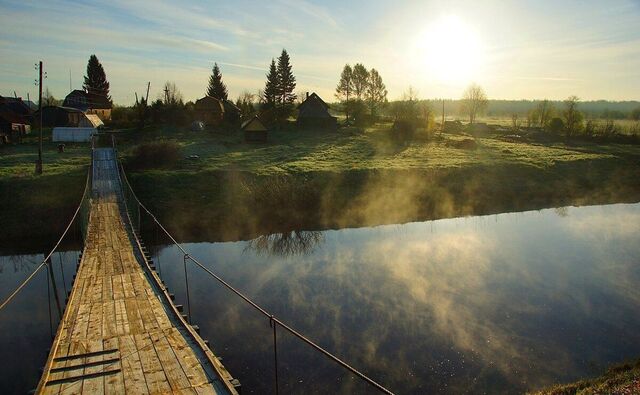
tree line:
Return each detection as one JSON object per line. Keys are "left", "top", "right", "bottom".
{"left": 335, "top": 63, "right": 388, "bottom": 125}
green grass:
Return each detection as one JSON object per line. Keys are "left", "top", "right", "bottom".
{"left": 1, "top": 123, "right": 639, "bottom": 248}
{"left": 531, "top": 359, "right": 640, "bottom": 395}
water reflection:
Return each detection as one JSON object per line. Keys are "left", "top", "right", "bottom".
{"left": 245, "top": 230, "right": 324, "bottom": 257}
{"left": 155, "top": 203, "right": 640, "bottom": 394}
{"left": 1, "top": 204, "right": 639, "bottom": 394}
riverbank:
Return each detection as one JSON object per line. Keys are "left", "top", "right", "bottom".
{"left": 532, "top": 359, "right": 640, "bottom": 394}
{"left": 1, "top": 125, "right": 639, "bottom": 251}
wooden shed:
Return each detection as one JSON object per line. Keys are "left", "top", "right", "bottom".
{"left": 0, "top": 109, "right": 30, "bottom": 144}
{"left": 241, "top": 115, "right": 268, "bottom": 142}
{"left": 297, "top": 92, "right": 337, "bottom": 131}
{"left": 34, "top": 106, "right": 85, "bottom": 128}
{"left": 194, "top": 96, "right": 224, "bottom": 127}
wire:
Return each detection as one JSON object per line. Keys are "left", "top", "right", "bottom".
{"left": 0, "top": 167, "right": 91, "bottom": 312}
{"left": 117, "top": 162, "right": 395, "bottom": 395}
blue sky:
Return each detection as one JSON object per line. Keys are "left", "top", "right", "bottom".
{"left": 1, "top": 0, "right": 639, "bottom": 104}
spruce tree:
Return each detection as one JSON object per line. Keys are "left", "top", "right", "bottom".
{"left": 263, "top": 59, "right": 279, "bottom": 110}
{"left": 206, "top": 63, "right": 228, "bottom": 100}
{"left": 83, "top": 54, "right": 111, "bottom": 101}
{"left": 276, "top": 49, "right": 296, "bottom": 121}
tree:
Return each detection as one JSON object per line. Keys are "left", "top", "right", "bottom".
{"left": 206, "top": 63, "right": 228, "bottom": 100}
{"left": 536, "top": 99, "right": 554, "bottom": 129}
{"left": 631, "top": 106, "right": 640, "bottom": 121}
{"left": 365, "top": 68, "right": 387, "bottom": 118}
{"left": 42, "top": 87, "right": 58, "bottom": 106}
{"left": 351, "top": 63, "right": 369, "bottom": 100}
{"left": 460, "top": 83, "right": 488, "bottom": 125}
{"left": 161, "top": 81, "right": 183, "bottom": 106}
{"left": 83, "top": 54, "right": 111, "bottom": 101}
{"left": 562, "top": 95, "right": 583, "bottom": 137}
{"left": 235, "top": 91, "right": 256, "bottom": 118}
{"left": 511, "top": 113, "right": 521, "bottom": 132}
{"left": 335, "top": 64, "right": 353, "bottom": 121}
{"left": 276, "top": 49, "right": 297, "bottom": 121}
{"left": 262, "top": 59, "right": 279, "bottom": 110}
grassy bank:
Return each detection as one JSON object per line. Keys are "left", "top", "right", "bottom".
{"left": 116, "top": 125, "right": 640, "bottom": 242}
{"left": 1, "top": 124, "right": 639, "bottom": 250}
{"left": 0, "top": 131, "right": 89, "bottom": 252}
{"left": 531, "top": 359, "right": 640, "bottom": 394}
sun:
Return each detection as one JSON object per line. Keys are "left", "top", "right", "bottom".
{"left": 414, "top": 15, "right": 484, "bottom": 84}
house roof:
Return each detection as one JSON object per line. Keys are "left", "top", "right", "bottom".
{"left": 241, "top": 115, "right": 267, "bottom": 131}
{"left": 63, "top": 90, "right": 112, "bottom": 110}
{"left": 84, "top": 114, "right": 104, "bottom": 128}
{"left": 297, "top": 92, "right": 334, "bottom": 119}
{"left": 298, "top": 92, "right": 329, "bottom": 110}
{"left": 195, "top": 96, "right": 224, "bottom": 112}
{"left": 0, "top": 96, "right": 33, "bottom": 115}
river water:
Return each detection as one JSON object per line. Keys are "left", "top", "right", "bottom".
{"left": 1, "top": 203, "right": 639, "bottom": 394}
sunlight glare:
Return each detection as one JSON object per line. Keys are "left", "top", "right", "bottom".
{"left": 414, "top": 15, "right": 484, "bottom": 85}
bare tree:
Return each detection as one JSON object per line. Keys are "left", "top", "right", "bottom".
{"left": 42, "top": 87, "right": 58, "bottom": 106}
{"left": 563, "top": 95, "right": 583, "bottom": 137}
{"left": 536, "top": 99, "right": 554, "bottom": 129}
{"left": 511, "top": 113, "right": 521, "bottom": 132}
{"left": 335, "top": 64, "right": 353, "bottom": 121}
{"left": 460, "top": 83, "right": 488, "bottom": 125}
{"left": 161, "top": 81, "right": 183, "bottom": 105}
{"left": 351, "top": 63, "right": 369, "bottom": 100}
{"left": 365, "top": 68, "right": 387, "bottom": 118}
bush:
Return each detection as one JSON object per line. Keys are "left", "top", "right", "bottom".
{"left": 548, "top": 117, "right": 564, "bottom": 134}
{"left": 390, "top": 120, "right": 416, "bottom": 144}
{"left": 128, "top": 141, "right": 181, "bottom": 169}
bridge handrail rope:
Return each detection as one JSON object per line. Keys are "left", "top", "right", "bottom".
{"left": 117, "top": 161, "right": 394, "bottom": 395}
{"left": 0, "top": 165, "right": 92, "bottom": 312}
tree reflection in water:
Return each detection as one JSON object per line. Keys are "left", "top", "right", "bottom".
{"left": 245, "top": 230, "right": 324, "bottom": 257}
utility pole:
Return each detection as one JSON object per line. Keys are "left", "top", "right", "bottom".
{"left": 145, "top": 82, "right": 150, "bottom": 103}
{"left": 35, "top": 61, "right": 44, "bottom": 175}
{"left": 135, "top": 92, "right": 139, "bottom": 105}
{"left": 69, "top": 69, "right": 72, "bottom": 92}
{"left": 164, "top": 85, "right": 169, "bottom": 104}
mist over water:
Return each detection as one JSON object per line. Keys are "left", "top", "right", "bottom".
{"left": 154, "top": 203, "right": 640, "bottom": 394}
{"left": 1, "top": 204, "right": 639, "bottom": 394}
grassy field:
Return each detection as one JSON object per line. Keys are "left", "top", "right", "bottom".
{"left": 1, "top": 123, "right": 640, "bottom": 249}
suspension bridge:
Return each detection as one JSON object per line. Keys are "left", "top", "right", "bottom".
{"left": 0, "top": 141, "right": 394, "bottom": 394}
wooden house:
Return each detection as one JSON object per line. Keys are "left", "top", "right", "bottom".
{"left": 297, "top": 92, "right": 337, "bottom": 131}
{"left": 194, "top": 96, "right": 224, "bottom": 127}
{"left": 241, "top": 115, "right": 268, "bottom": 142}
{"left": 34, "top": 106, "right": 86, "bottom": 128}
{"left": 63, "top": 90, "right": 112, "bottom": 121}
{"left": 0, "top": 109, "right": 30, "bottom": 144}
{"left": 222, "top": 99, "right": 241, "bottom": 125}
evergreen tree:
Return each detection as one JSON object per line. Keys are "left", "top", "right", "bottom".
{"left": 263, "top": 59, "right": 279, "bottom": 110}
{"left": 83, "top": 54, "right": 111, "bottom": 101}
{"left": 206, "top": 63, "right": 228, "bottom": 100}
{"left": 335, "top": 64, "right": 353, "bottom": 122}
{"left": 276, "top": 49, "right": 296, "bottom": 121}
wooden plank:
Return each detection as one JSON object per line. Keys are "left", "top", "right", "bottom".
{"left": 102, "top": 337, "right": 124, "bottom": 394}
{"left": 134, "top": 333, "right": 172, "bottom": 394}
{"left": 118, "top": 335, "right": 149, "bottom": 394}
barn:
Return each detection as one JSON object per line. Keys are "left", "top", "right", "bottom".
{"left": 0, "top": 109, "right": 30, "bottom": 144}
{"left": 194, "top": 96, "right": 225, "bottom": 127}
{"left": 241, "top": 115, "right": 268, "bottom": 142}
{"left": 63, "top": 90, "right": 112, "bottom": 121}
{"left": 296, "top": 92, "right": 337, "bottom": 131}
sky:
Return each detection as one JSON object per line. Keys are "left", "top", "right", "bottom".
{"left": 1, "top": 0, "right": 639, "bottom": 105}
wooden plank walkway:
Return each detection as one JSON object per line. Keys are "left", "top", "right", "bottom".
{"left": 36, "top": 148, "right": 238, "bottom": 394}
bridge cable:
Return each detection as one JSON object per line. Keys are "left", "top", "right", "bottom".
{"left": 0, "top": 167, "right": 91, "bottom": 313}
{"left": 117, "top": 162, "right": 394, "bottom": 395}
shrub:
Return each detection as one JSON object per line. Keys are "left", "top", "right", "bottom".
{"left": 128, "top": 141, "right": 181, "bottom": 169}
{"left": 548, "top": 117, "right": 564, "bottom": 134}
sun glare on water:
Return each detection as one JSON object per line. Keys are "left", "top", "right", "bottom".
{"left": 414, "top": 15, "right": 484, "bottom": 84}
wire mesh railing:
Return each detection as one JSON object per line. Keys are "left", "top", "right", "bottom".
{"left": 116, "top": 159, "right": 395, "bottom": 395}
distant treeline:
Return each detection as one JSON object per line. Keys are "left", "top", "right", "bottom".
{"left": 413, "top": 99, "right": 640, "bottom": 119}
